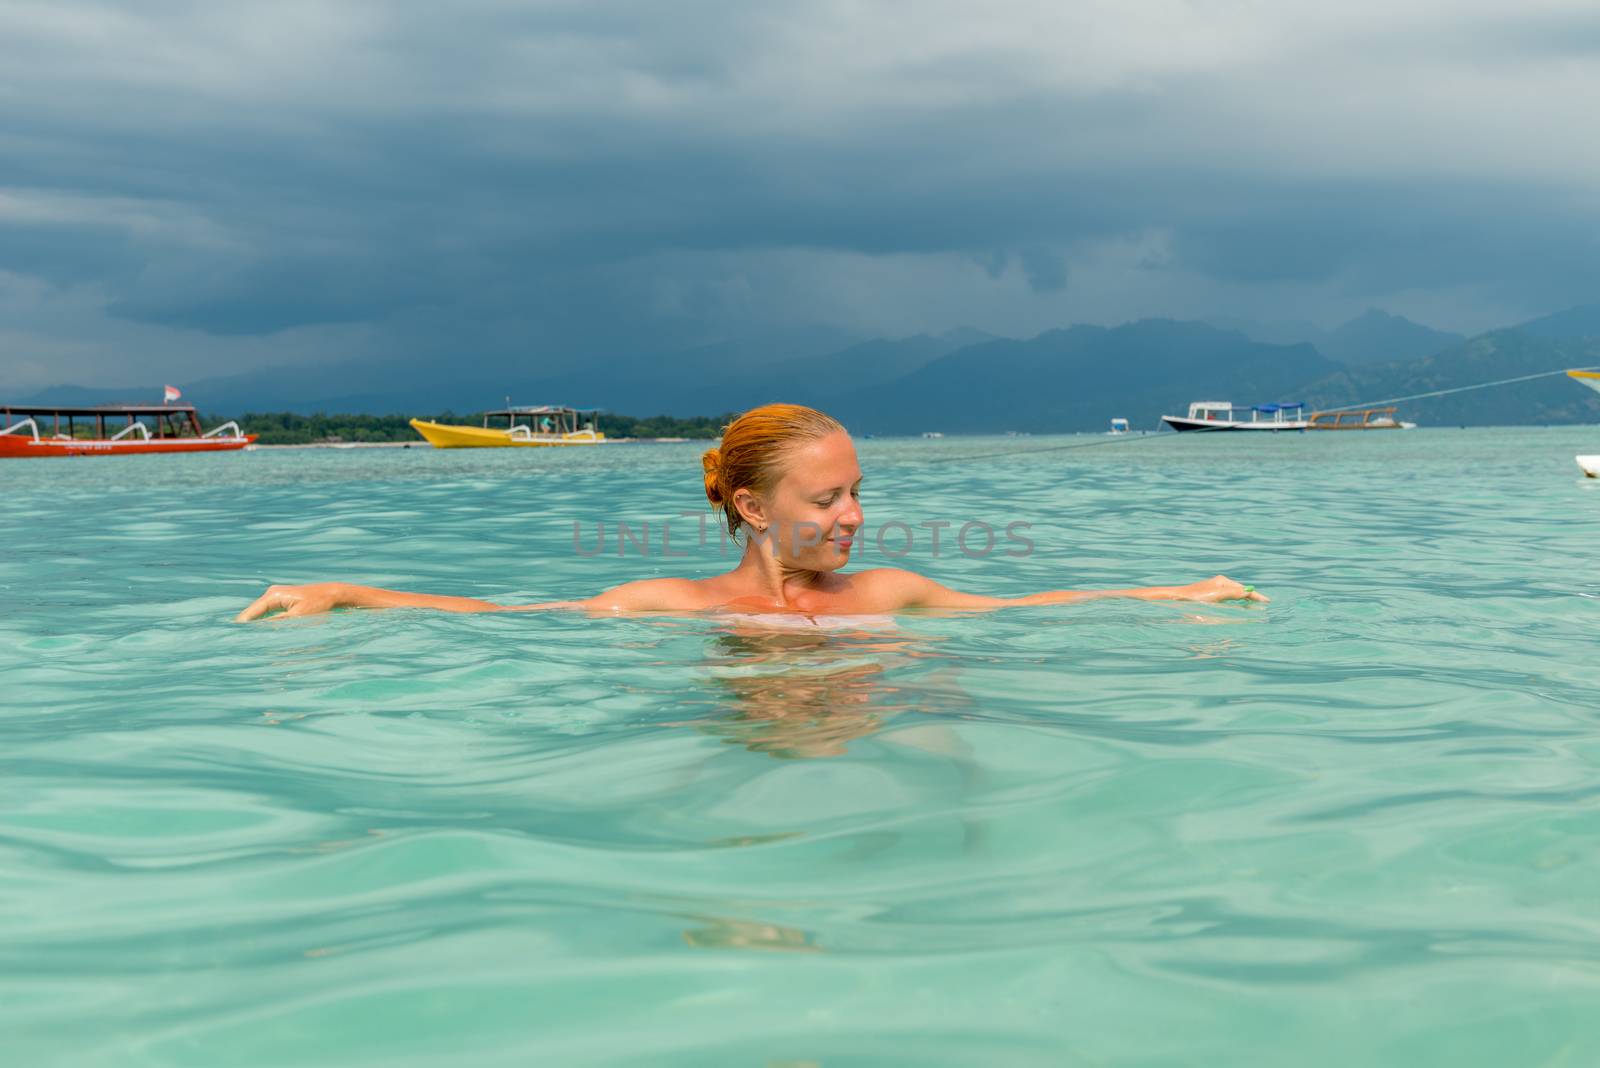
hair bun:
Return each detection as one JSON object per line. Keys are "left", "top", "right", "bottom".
{"left": 701, "top": 447, "right": 724, "bottom": 505}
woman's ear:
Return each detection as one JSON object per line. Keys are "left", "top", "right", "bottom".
{"left": 732, "top": 487, "right": 767, "bottom": 531}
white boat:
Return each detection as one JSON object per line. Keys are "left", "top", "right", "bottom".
{"left": 1568, "top": 371, "right": 1600, "bottom": 477}
{"left": 1108, "top": 417, "right": 1130, "bottom": 435}
{"left": 1161, "top": 401, "right": 1309, "bottom": 432}
{"left": 921, "top": 431, "right": 944, "bottom": 439}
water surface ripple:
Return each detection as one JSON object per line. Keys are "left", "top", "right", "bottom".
{"left": 5, "top": 428, "right": 1600, "bottom": 1066}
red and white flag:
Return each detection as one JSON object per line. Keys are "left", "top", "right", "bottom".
{"left": 163, "top": 385, "right": 182, "bottom": 404}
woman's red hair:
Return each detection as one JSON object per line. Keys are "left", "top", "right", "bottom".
{"left": 702, "top": 403, "right": 845, "bottom": 541}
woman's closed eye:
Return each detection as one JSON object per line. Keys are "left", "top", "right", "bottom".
{"left": 814, "top": 484, "right": 860, "bottom": 507}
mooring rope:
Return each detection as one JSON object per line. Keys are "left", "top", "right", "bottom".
{"left": 1310, "top": 364, "right": 1600, "bottom": 415}
{"left": 908, "top": 363, "right": 1600, "bottom": 466}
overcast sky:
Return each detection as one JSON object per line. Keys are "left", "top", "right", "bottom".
{"left": 2, "top": 0, "right": 1598, "bottom": 389}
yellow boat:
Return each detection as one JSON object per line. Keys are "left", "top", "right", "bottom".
{"left": 410, "top": 405, "right": 608, "bottom": 449}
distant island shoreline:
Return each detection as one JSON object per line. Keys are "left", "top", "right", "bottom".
{"left": 249, "top": 435, "right": 708, "bottom": 448}
{"left": 192, "top": 412, "right": 734, "bottom": 446}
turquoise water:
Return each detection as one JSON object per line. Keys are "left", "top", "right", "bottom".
{"left": 5, "top": 428, "right": 1600, "bottom": 1066}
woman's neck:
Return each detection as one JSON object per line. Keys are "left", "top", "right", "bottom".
{"left": 732, "top": 536, "right": 824, "bottom": 606}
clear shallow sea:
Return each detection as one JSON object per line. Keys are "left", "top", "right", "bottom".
{"left": 4, "top": 427, "right": 1599, "bottom": 1067}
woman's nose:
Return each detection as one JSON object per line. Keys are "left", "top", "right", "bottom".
{"left": 838, "top": 501, "right": 863, "bottom": 529}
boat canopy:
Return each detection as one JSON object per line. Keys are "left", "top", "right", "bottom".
{"left": 1, "top": 403, "right": 203, "bottom": 418}
{"left": 1569, "top": 370, "right": 1600, "bottom": 395}
{"left": 1, "top": 403, "right": 206, "bottom": 438}
{"left": 1252, "top": 402, "right": 1305, "bottom": 413}
{"left": 487, "top": 405, "right": 604, "bottom": 416}
{"left": 481, "top": 405, "right": 604, "bottom": 434}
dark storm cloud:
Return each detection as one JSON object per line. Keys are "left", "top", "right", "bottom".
{"left": 1, "top": 0, "right": 1597, "bottom": 387}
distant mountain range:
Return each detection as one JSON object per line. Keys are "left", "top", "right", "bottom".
{"left": 1214, "top": 308, "right": 1463, "bottom": 366}
{"left": 13, "top": 306, "right": 1600, "bottom": 430}
{"left": 822, "top": 321, "right": 1339, "bottom": 435}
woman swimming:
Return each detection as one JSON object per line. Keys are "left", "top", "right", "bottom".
{"left": 236, "top": 403, "right": 1267, "bottom": 622}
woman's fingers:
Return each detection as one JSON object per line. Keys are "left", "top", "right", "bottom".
{"left": 1219, "top": 576, "right": 1269, "bottom": 603}
{"left": 234, "top": 592, "right": 277, "bottom": 622}
{"left": 235, "top": 586, "right": 293, "bottom": 622}
{"left": 1199, "top": 575, "right": 1268, "bottom": 604}
{"left": 234, "top": 583, "right": 345, "bottom": 622}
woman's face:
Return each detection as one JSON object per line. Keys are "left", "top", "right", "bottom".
{"left": 760, "top": 430, "right": 864, "bottom": 570}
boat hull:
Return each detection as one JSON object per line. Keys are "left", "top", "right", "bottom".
{"left": 409, "top": 419, "right": 607, "bottom": 448}
{"left": 1579, "top": 456, "right": 1600, "bottom": 478}
{"left": 0, "top": 435, "right": 255, "bottom": 458}
{"left": 1161, "top": 416, "right": 1308, "bottom": 432}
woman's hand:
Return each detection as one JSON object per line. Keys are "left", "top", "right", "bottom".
{"left": 235, "top": 582, "right": 351, "bottom": 622}
{"left": 1175, "top": 575, "right": 1268, "bottom": 603}
{"left": 234, "top": 582, "right": 539, "bottom": 621}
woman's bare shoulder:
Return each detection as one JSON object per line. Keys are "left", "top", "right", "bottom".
{"left": 842, "top": 567, "right": 942, "bottom": 605}
{"left": 849, "top": 567, "right": 932, "bottom": 590}
{"left": 844, "top": 568, "right": 1009, "bottom": 610}
{"left": 584, "top": 576, "right": 724, "bottom": 613}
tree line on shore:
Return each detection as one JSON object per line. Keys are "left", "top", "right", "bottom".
{"left": 215, "top": 411, "right": 734, "bottom": 445}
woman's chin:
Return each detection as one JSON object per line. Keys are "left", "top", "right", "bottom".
{"left": 798, "top": 549, "right": 848, "bottom": 571}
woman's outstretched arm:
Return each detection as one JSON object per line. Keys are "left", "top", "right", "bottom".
{"left": 233, "top": 577, "right": 705, "bottom": 622}
{"left": 233, "top": 582, "right": 585, "bottom": 622}
{"left": 870, "top": 570, "right": 1268, "bottom": 611}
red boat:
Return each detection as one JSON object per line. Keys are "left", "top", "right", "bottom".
{"left": 0, "top": 404, "right": 256, "bottom": 458}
